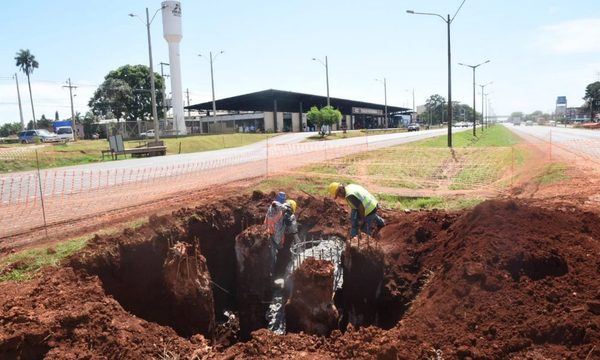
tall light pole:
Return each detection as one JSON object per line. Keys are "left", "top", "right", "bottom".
{"left": 199, "top": 51, "right": 224, "bottom": 131}
{"left": 376, "top": 78, "right": 388, "bottom": 128}
{"left": 459, "top": 60, "right": 490, "bottom": 136}
{"left": 484, "top": 93, "right": 490, "bottom": 127}
{"left": 478, "top": 81, "right": 492, "bottom": 131}
{"left": 312, "top": 56, "right": 330, "bottom": 107}
{"left": 406, "top": 0, "right": 467, "bottom": 147}
{"left": 129, "top": 6, "right": 164, "bottom": 142}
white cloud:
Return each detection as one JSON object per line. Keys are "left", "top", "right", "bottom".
{"left": 537, "top": 18, "right": 600, "bottom": 54}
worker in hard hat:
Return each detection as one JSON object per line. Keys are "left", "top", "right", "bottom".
{"left": 328, "top": 182, "right": 385, "bottom": 238}
{"left": 264, "top": 198, "right": 299, "bottom": 277}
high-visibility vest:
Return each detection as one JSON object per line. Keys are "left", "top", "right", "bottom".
{"left": 345, "top": 184, "right": 377, "bottom": 215}
{"left": 264, "top": 202, "right": 284, "bottom": 235}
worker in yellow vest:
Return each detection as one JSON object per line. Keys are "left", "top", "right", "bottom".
{"left": 328, "top": 182, "right": 385, "bottom": 238}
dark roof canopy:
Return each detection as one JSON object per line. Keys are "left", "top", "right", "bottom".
{"left": 186, "top": 89, "right": 410, "bottom": 114}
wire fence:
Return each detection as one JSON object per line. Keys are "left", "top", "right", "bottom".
{"left": 1, "top": 127, "right": 598, "bottom": 246}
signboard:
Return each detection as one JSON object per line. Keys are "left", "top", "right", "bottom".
{"left": 352, "top": 107, "right": 383, "bottom": 115}
{"left": 556, "top": 96, "right": 567, "bottom": 105}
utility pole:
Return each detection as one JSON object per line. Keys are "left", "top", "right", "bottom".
{"left": 210, "top": 51, "right": 217, "bottom": 127}
{"left": 159, "top": 61, "right": 170, "bottom": 129}
{"left": 63, "top": 78, "right": 78, "bottom": 140}
{"left": 185, "top": 88, "right": 191, "bottom": 119}
{"left": 14, "top": 73, "right": 24, "bottom": 129}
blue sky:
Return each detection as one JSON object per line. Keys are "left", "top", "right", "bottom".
{"left": 1, "top": 0, "right": 600, "bottom": 125}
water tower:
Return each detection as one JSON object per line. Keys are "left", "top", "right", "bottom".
{"left": 162, "top": 1, "right": 187, "bottom": 135}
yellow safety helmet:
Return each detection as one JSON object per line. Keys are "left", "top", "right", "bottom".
{"left": 286, "top": 199, "right": 297, "bottom": 214}
{"left": 328, "top": 182, "right": 340, "bottom": 198}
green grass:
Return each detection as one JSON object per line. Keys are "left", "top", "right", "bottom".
{"left": 0, "top": 133, "right": 276, "bottom": 173}
{"left": 255, "top": 174, "right": 355, "bottom": 197}
{"left": 0, "top": 218, "right": 147, "bottom": 282}
{"left": 272, "top": 125, "right": 529, "bottom": 205}
{"left": 536, "top": 163, "right": 569, "bottom": 185}
{"left": 0, "top": 237, "right": 88, "bottom": 282}
{"left": 305, "top": 128, "right": 408, "bottom": 141}
{"left": 412, "top": 125, "right": 520, "bottom": 148}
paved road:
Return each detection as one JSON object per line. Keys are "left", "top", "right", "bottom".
{"left": 505, "top": 123, "right": 600, "bottom": 160}
{"left": 1, "top": 127, "right": 476, "bottom": 239}
{"left": 0, "top": 128, "right": 463, "bottom": 205}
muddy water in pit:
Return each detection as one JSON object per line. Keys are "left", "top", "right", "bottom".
{"left": 267, "top": 236, "right": 345, "bottom": 335}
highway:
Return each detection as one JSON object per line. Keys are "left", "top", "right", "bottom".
{"left": 505, "top": 123, "right": 600, "bottom": 161}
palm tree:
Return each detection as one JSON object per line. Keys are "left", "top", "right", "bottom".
{"left": 15, "top": 49, "right": 39, "bottom": 129}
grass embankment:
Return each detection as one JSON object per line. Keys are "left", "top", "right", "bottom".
{"left": 259, "top": 125, "right": 526, "bottom": 210}
{"left": 0, "top": 220, "right": 145, "bottom": 282}
{"left": 535, "top": 162, "right": 569, "bottom": 185}
{"left": 0, "top": 133, "right": 275, "bottom": 173}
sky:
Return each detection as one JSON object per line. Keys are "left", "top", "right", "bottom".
{"left": 1, "top": 0, "right": 600, "bottom": 125}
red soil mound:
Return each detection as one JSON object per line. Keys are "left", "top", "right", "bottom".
{"left": 1, "top": 195, "right": 599, "bottom": 359}
{"left": 285, "top": 258, "right": 339, "bottom": 336}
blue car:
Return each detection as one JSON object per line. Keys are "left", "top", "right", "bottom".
{"left": 18, "top": 129, "right": 60, "bottom": 144}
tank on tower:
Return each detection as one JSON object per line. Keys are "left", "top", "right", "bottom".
{"left": 162, "top": 1, "right": 187, "bottom": 135}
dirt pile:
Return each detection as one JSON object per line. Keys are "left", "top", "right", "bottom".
{"left": 0, "top": 266, "right": 204, "bottom": 359}
{"left": 163, "top": 241, "right": 215, "bottom": 338}
{"left": 234, "top": 225, "right": 273, "bottom": 339}
{"left": 285, "top": 258, "right": 339, "bottom": 336}
{"left": 1, "top": 194, "right": 599, "bottom": 359}
{"left": 387, "top": 199, "right": 600, "bottom": 358}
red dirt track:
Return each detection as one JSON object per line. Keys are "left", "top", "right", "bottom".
{"left": 1, "top": 189, "right": 599, "bottom": 359}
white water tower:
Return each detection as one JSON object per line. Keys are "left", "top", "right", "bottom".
{"left": 162, "top": 1, "right": 187, "bottom": 135}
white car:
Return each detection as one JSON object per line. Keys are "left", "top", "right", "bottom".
{"left": 140, "top": 129, "right": 156, "bottom": 138}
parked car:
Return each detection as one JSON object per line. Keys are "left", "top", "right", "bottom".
{"left": 525, "top": 120, "right": 534, "bottom": 126}
{"left": 407, "top": 123, "right": 420, "bottom": 132}
{"left": 55, "top": 126, "right": 75, "bottom": 141}
{"left": 18, "top": 129, "right": 60, "bottom": 144}
{"left": 139, "top": 129, "right": 156, "bottom": 138}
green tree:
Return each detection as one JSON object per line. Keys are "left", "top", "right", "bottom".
{"left": 54, "top": 111, "right": 60, "bottom": 121}
{"left": 583, "top": 81, "right": 600, "bottom": 120}
{"left": 88, "top": 64, "right": 164, "bottom": 122}
{"left": 37, "top": 114, "right": 52, "bottom": 129}
{"left": 0, "top": 122, "right": 22, "bottom": 137}
{"left": 14, "top": 49, "right": 39, "bottom": 129}
{"left": 306, "top": 106, "right": 342, "bottom": 136}
{"left": 424, "top": 94, "right": 446, "bottom": 125}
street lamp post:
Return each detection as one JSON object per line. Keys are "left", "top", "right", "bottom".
{"left": 199, "top": 51, "right": 224, "bottom": 131}
{"left": 129, "top": 7, "right": 164, "bottom": 142}
{"left": 458, "top": 60, "right": 490, "bottom": 136}
{"left": 312, "top": 56, "right": 330, "bottom": 107}
{"left": 484, "top": 93, "right": 489, "bottom": 127}
{"left": 406, "top": 0, "right": 466, "bottom": 147}
{"left": 376, "top": 78, "right": 388, "bottom": 128}
{"left": 478, "top": 81, "right": 492, "bottom": 131}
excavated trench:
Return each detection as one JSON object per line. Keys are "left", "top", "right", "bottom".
{"left": 69, "top": 191, "right": 418, "bottom": 345}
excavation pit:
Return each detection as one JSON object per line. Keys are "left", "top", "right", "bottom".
{"left": 66, "top": 192, "right": 404, "bottom": 342}
{"left": 2, "top": 195, "right": 600, "bottom": 359}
